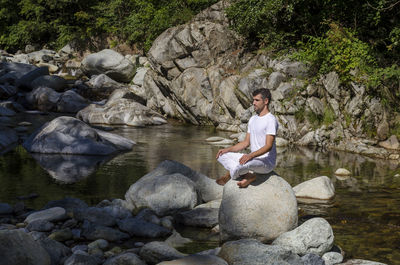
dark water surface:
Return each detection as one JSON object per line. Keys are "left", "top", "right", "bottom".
{"left": 0, "top": 119, "right": 399, "bottom": 264}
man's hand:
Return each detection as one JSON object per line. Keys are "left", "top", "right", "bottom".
{"left": 216, "top": 148, "right": 230, "bottom": 159}
{"left": 239, "top": 154, "right": 253, "bottom": 165}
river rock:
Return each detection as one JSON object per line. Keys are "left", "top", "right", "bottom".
{"left": 82, "top": 49, "right": 135, "bottom": 83}
{"left": 0, "top": 84, "right": 17, "bottom": 99}
{"left": 139, "top": 241, "right": 186, "bottom": 265}
{"left": 43, "top": 197, "right": 88, "bottom": 214}
{"left": 25, "top": 207, "right": 67, "bottom": 224}
{"left": 132, "top": 67, "right": 148, "bottom": 86}
{"left": 219, "top": 172, "right": 298, "bottom": 242}
{"left": 57, "top": 90, "right": 90, "bottom": 113}
{"left": 82, "top": 222, "right": 129, "bottom": 242}
{"left": 175, "top": 208, "right": 219, "bottom": 228}
{"left": 158, "top": 254, "right": 228, "bottom": 265}
{"left": 39, "top": 237, "right": 71, "bottom": 265}
{"left": 378, "top": 135, "right": 399, "bottom": 150}
{"left": 74, "top": 207, "right": 116, "bottom": 227}
{"left": 293, "top": 176, "right": 335, "bottom": 200}
{"left": 125, "top": 173, "right": 198, "bottom": 216}
{"left": 64, "top": 252, "right": 100, "bottom": 265}
{"left": 218, "top": 238, "right": 303, "bottom": 265}
{"left": 103, "top": 252, "right": 146, "bottom": 265}
{"left": 23, "top": 116, "right": 134, "bottom": 155}
{"left": 323, "top": 251, "right": 344, "bottom": 265}
{"left": 117, "top": 217, "right": 171, "bottom": 238}
{"left": 338, "top": 259, "right": 387, "bottom": 265}
{"left": 85, "top": 74, "right": 126, "bottom": 100}
{"left": 334, "top": 168, "right": 351, "bottom": 176}
{"left": 26, "top": 219, "right": 55, "bottom": 232}
{"left": 31, "top": 75, "right": 67, "bottom": 91}
{"left": 272, "top": 217, "right": 334, "bottom": 256}
{"left": 0, "top": 229, "right": 51, "bottom": 265}
{"left": 25, "top": 86, "right": 61, "bottom": 111}
{"left": 164, "top": 230, "right": 192, "bottom": 248}
{"left": 301, "top": 253, "right": 326, "bottom": 265}
{"left": 77, "top": 89, "right": 166, "bottom": 126}
{"left": 17, "top": 66, "right": 49, "bottom": 90}
{"left": 0, "top": 62, "right": 37, "bottom": 78}
{"left": 27, "top": 49, "right": 56, "bottom": 64}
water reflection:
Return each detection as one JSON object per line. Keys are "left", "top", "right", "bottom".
{"left": 31, "top": 153, "right": 115, "bottom": 183}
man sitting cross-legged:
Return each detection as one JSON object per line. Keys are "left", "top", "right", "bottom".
{"left": 216, "top": 88, "right": 278, "bottom": 188}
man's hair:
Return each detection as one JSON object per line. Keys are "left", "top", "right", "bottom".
{"left": 252, "top": 88, "right": 271, "bottom": 103}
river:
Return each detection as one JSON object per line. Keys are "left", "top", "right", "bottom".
{"left": 0, "top": 118, "right": 399, "bottom": 264}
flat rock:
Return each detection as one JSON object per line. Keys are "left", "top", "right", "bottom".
{"left": 117, "top": 217, "right": 171, "bottom": 238}
{"left": 139, "top": 241, "right": 186, "bottom": 265}
{"left": 175, "top": 208, "right": 219, "bottom": 228}
{"left": 293, "top": 176, "right": 335, "bottom": 200}
{"left": 24, "top": 207, "right": 67, "bottom": 224}
{"left": 23, "top": 116, "right": 134, "bottom": 155}
{"left": 82, "top": 222, "right": 130, "bottom": 242}
{"left": 74, "top": 207, "right": 116, "bottom": 227}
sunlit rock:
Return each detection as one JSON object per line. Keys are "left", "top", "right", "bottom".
{"left": 293, "top": 176, "right": 335, "bottom": 201}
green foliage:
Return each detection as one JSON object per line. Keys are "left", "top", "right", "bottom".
{"left": 293, "top": 23, "right": 375, "bottom": 82}
{"left": 0, "top": 0, "right": 218, "bottom": 52}
{"left": 322, "top": 106, "right": 335, "bottom": 126}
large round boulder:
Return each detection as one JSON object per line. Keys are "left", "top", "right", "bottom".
{"left": 219, "top": 173, "right": 298, "bottom": 242}
{"left": 23, "top": 116, "right": 134, "bottom": 155}
{"left": 81, "top": 49, "right": 135, "bottom": 83}
{"left": 0, "top": 229, "right": 51, "bottom": 265}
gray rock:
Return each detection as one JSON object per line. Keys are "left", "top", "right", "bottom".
{"left": 218, "top": 238, "right": 303, "bottom": 265}
{"left": 0, "top": 229, "right": 51, "bottom": 265}
{"left": 44, "top": 197, "right": 88, "bottom": 214}
{"left": 164, "top": 230, "right": 192, "bottom": 248}
{"left": 0, "top": 84, "right": 17, "bottom": 99}
{"left": 132, "top": 67, "right": 149, "bottom": 86}
{"left": 334, "top": 168, "right": 351, "bottom": 176}
{"left": 125, "top": 172, "right": 198, "bottom": 216}
{"left": 125, "top": 160, "right": 222, "bottom": 212}
{"left": 307, "top": 97, "right": 324, "bottom": 116}
{"left": 27, "top": 49, "right": 56, "bottom": 64}
{"left": 23, "top": 116, "right": 134, "bottom": 155}
{"left": 322, "top": 72, "right": 340, "bottom": 100}
{"left": 301, "top": 253, "right": 326, "bottom": 265}
{"left": 25, "top": 207, "right": 67, "bottom": 224}
{"left": 85, "top": 74, "right": 126, "bottom": 99}
{"left": 82, "top": 222, "right": 129, "bottom": 242}
{"left": 82, "top": 49, "right": 136, "bottom": 83}
{"left": 17, "top": 66, "right": 49, "bottom": 90}
{"left": 64, "top": 252, "right": 100, "bottom": 265}
{"left": 272, "top": 217, "right": 334, "bottom": 256}
{"left": 48, "top": 228, "right": 73, "bottom": 242}
{"left": 88, "top": 239, "right": 108, "bottom": 250}
{"left": 158, "top": 254, "right": 228, "bottom": 265}
{"left": 378, "top": 135, "right": 399, "bottom": 150}
{"left": 72, "top": 245, "right": 88, "bottom": 253}
{"left": 293, "top": 176, "right": 335, "bottom": 200}
{"left": 103, "top": 252, "right": 146, "bottom": 265}
{"left": 238, "top": 69, "right": 269, "bottom": 99}
{"left": 117, "top": 217, "right": 171, "bottom": 238}
{"left": 101, "top": 205, "right": 132, "bottom": 220}
{"left": 26, "top": 219, "right": 54, "bottom": 232}
{"left": 74, "top": 207, "right": 116, "bottom": 227}
{"left": 219, "top": 172, "right": 298, "bottom": 242}
{"left": 175, "top": 208, "right": 219, "bottom": 228}
{"left": 274, "top": 60, "right": 308, "bottom": 78}
{"left": 57, "top": 90, "right": 90, "bottom": 113}
{"left": 31, "top": 75, "right": 67, "bottom": 92}
{"left": 139, "top": 241, "right": 186, "bottom": 265}
{"left": 267, "top": 72, "right": 286, "bottom": 90}
{"left": 39, "top": 237, "right": 71, "bottom": 265}
{"left": 0, "top": 62, "right": 37, "bottom": 77}
{"left": 323, "top": 251, "right": 343, "bottom": 265}
{"left": 297, "top": 131, "right": 318, "bottom": 146}
{"left": 0, "top": 203, "right": 13, "bottom": 214}
{"left": 77, "top": 90, "right": 166, "bottom": 127}
{"left": 338, "top": 259, "right": 386, "bottom": 265}
{"left": 25, "top": 86, "right": 61, "bottom": 111}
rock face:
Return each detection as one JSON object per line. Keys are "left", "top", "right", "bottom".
{"left": 125, "top": 160, "right": 223, "bottom": 215}
{"left": 81, "top": 49, "right": 135, "bottom": 83}
{"left": 0, "top": 229, "right": 51, "bottom": 265}
{"left": 77, "top": 89, "right": 167, "bottom": 126}
{"left": 293, "top": 176, "right": 335, "bottom": 200}
{"left": 23, "top": 116, "right": 134, "bottom": 155}
{"left": 272, "top": 217, "right": 334, "bottom": 256}
{"left": 219, "top": 172, "right": 298, "bottom": 242}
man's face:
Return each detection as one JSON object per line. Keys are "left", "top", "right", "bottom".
{"left": 253, "top": 94, "right": 268, "bottom": 114}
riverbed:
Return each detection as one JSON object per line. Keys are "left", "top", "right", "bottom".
{"left": 0, "top": 120, "right": 399, "bottom": 264}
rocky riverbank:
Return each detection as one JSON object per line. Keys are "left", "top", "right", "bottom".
{"left": 0, "top": 160, "right": 387, "bottom": 265}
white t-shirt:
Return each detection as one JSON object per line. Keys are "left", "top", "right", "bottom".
{"left": 247, "top": 112, "right": 278, "bottom": 165}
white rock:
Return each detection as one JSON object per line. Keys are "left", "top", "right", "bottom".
{"left": 334, "top": 168, "right": 351, "bottom": 176}
{"left": 322, "top": 251, "right": 343, "bottom": 265}
{"left": 293, "top": 176, "right": 335, "bottom": 200}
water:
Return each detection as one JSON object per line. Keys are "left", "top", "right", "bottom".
{"left": 0, "top": 119, "right": 399, "bottom": 264}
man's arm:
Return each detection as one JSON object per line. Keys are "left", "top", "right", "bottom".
{"left": 239, "top": 134, "right": 275, "bottom": 164}
{"left": 216, "top": 133, "right": 250, "bottom": 159}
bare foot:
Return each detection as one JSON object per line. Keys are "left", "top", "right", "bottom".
{"left": 216, "top": 172, "right": 231, "bottom": 186}
{"left": 237, "top": 174, "right": 256, "bottom": 188}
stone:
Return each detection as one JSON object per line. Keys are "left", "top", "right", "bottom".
{"left": 82, "top": 222, "right": 129, "bottom": 242}
{"left": 0, "top": 229, "right": 51, "bottom": 265}
{"left": 267, "top": 72, "right": 286, "bottom": 90}
{"left": 26, "top": 219, "right": 54, "bottom": 232}
{"left": 125, "top": 160, "right": 222, "bottom": 211}
{"left": 85, "top": 74, "right": 126, "bottom": 99}
{"left": 103, "top": 252, "right": 146, "bottom": 265}
{"left": 74, "top": 207, "right": 116, "bottom": 227}
{"left": 43, "top": 197, "right": 88, "bottom": 215}
{"left": 0, "top": 84, "right": 17, "bottom": 99}
{"left": 36, "top": 63, "right": 59, "bottom": 73}
{"left": 378, "top": 135, "right": 399, "bottom": 150}
{"left": 334, "top": 168, "right": 351, "bottom": 176}
{"left": 323, "top": 251, "right": 344, "bottom": 265}
{"left": 23, "top": 116, "right": 135, "bottom": 155}
{"left": 25, "top": 86, "right": 61, "bottom": 111}
{"left": 293, "top": 176, "right": 335, "bottom": 200}
{"left": 219, "top": 172, "right": 298, "bottom": 242}
{"left": 125, "top": 173, "right": 197, "bottom": 216}
{"left": 323, "top": 72, "right": 341, "bottom": 100}
{"left": 338, "top": 259, "right": 386, "bottom": 265}
{"left": 57, "top": 90, "right": 90, "bottom": 113}
{"left": 117, "top": 217, "right": 171, "bottom": 238}
{"left": 276, "top": 137, "right": 289, "bottom": 147}
{"left": 24, "top": 207, "right": 67, "bottom": 224}
{"left": 297, "top": 131, "right": 318, "bottom": 146}
{"left": 301, "top": 253, "right": 326, "bottom": 265}
{"left": 64, "top": 252, "right": 100, "bottom": 265}
{"left": 139, "top": 241, "right": 186, "bottom": 265}
{"left": 158, "top": 254, "right": 228, "bottom": 265}
{"left": 48, "top": 228, "right": 73, "bottom": 242}
{"left": 165, "top": 230, "right": 192, "bottom": 248}
{"left": 272, "top": 217, "right": 334, "bottom": 256}
{"left": 82, "top": 49, "right": 136, "bottom": 83}
{"left": 307, "top": 97, "right": 325, "bottom": 116}
{"left": 376, "top": 118, "right": 389, "bottom": 140}
{"left": 88, "top": 239, "right": 109, "bottom": 250}
{"left": 38, "top": 237, "right": 71, "bottom": 265}
{"left": 218, "top": 238, "right": 303, "bottom": 265}
{"left": 274, "top": 60, "right": 308, "bottom": 78}
{"left": 132, "top": 67, "right": 149, "bottom": 86}
{"left": 76, "top": 90, "right": 166, "bottom": 127}
{"left": 30, "top": 75, "right": 67, "bottom": 92}
{"left": 175, "top": 208, "right": 219, "bottom": 228}
{"left": 0, "top": 127, "right": 18, "bottom": 152}
{"left": 17, "top": 66, "right": 49, "bottom": 90}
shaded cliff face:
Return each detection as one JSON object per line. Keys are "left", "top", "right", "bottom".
{"left": 140, "top": 1, "right": 399, "bottom": 159}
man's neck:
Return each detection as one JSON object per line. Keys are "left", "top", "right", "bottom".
{"left": 258, "top": 106, "right": 269, "bottom": 117}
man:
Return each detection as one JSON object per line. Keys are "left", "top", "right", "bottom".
{"left": 216, "top": 88, "right": 278, "bottom": 188}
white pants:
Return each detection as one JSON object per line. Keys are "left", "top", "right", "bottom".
{"left": 217, "top": 152, "right": 274, "bottom": 180}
